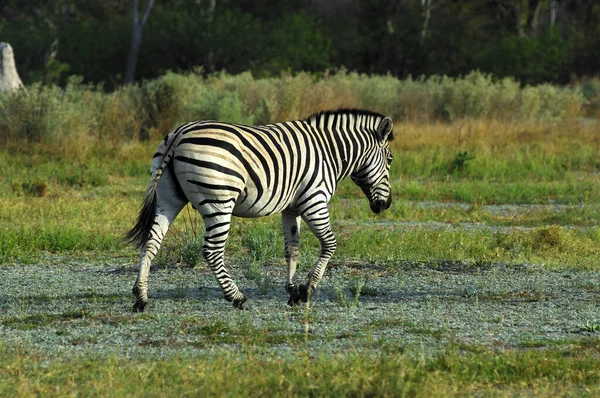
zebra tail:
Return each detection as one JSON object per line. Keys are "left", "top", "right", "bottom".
{"left": 124, "top": 170, "right": 162, "bottom": 249}
{"left": 125, "top": 143, "right": 176, "bottom": 248}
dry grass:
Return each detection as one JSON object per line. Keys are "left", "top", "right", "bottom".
{"left": 392, "top": 119, "right": 597, "bottom": 154}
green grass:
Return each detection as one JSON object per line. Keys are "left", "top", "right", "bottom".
{"left": 332, "top": 196, "right": 600, "bottom": 226}
{"left": 2, "top": 310, "right": 87, "bottom": 331}
{"left": 336, "top": 224, "right": 600, "bottom": 270}
{"left": 3, "top": 174, "right": 600, "bottom": 268}
{"left": 1, "top": 342, "right": 599, "bottom": 397}
{"left": 0, "top": 194, "right": 137, "bottom": 263}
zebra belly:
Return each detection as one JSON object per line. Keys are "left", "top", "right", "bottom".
{"left": 231, "top": 186, "right": 290, "bottom": 218}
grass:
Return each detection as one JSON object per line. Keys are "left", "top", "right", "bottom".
{"left": 3, "top": 166, "right": 600, "bottom": 268}
{"left": 1, "top": 342, "right": 600, "bottom": 397}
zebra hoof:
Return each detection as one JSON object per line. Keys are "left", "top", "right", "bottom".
{"left": 298, "top": 284, "right": 311, "bottom": 303}
{"left": 232, "top": 295, "right": 249, "bottom": 310}
{"left": 286, "top": 284, "right": 300, "bottom": 306}
{"left": 133, "top": 299, "right": 147, "bottom": 313}
{"left": 287, "top": 284, "right": 310, "bottom": 306}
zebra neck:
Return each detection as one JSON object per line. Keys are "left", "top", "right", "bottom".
{"left": 330, "top": 131, "right": 369, "bottom": 183}
{"left": 305, "top": 110, "right": 383, "bottom": 184}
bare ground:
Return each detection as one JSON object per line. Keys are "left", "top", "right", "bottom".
{"left": 2, "top": 255, "right": 600, "bottom": 360}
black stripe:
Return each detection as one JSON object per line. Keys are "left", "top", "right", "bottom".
{"left": 188, "top": 179, "right": 241, "bottom": 194}
{"left": 198, "top": 198, "right": 236, "bottom": 207}
{"left": 186, "top": 124, "right": 271, "bottom": 194}
{"left": 296, "top": 190, "right": 323, "bottom": 209}
{"left": 203, "top": 212, "right": 230, "bottom": 218}
{"left": 175, "top": 155, "right": 245, "bottom": 181}
{"left": 179, "top": 137, "right": 262, "bottom": 206}
{"left": 205, "top": 221, "right": 230, "bottom": 232}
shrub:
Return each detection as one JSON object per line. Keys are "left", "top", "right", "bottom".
{"left": 0, "top": 70, "right": 587, "bottom": 158}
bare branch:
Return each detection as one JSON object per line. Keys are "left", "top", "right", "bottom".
{"left": 550, "top": 0, "right": 558, "bottom": 26}
{"left": 126, "top": 0, "right": 154, "bottom": 84}
{"left": 140, "top": 0, "right": 155, "bottom": 26}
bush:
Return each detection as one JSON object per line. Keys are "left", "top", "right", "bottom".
{"left": 0, "top": 70, "right": 586, "bottom": 158}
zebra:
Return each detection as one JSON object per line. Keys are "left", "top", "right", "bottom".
{"left": 126, "top": 108, "right": 394, "bottom": 311}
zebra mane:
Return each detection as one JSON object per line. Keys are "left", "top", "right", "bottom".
{"left": 303, "top": 108, "right": 394, "bottom": 141}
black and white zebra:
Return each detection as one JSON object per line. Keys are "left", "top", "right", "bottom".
{"left": 126, "top": 109, "right": 394, "bottom": 311}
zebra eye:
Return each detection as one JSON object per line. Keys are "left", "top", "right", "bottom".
{"left": 387, "top": 155, "right": 394, "bottom": 165}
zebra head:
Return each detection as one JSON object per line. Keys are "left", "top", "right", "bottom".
{"left": 351, "top": 117, "right": 394, "bottom": 214}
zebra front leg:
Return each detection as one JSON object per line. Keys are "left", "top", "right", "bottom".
{"left": 282, "top": 211, "right": 302, "bottom": 306}
{"left": 298, "top": 204, "right": 337, "bottom": 303}
{"left": 201, "top": 213, "right": 248, "bottom": 309}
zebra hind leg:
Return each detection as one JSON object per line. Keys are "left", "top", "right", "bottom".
{"left": 201, "top": 211, "right": 249, "bottom": 310}
{"left": 132, "top": 174, "right": 187, "bottom": 312}
{"left": 132, "top": 204, "right": 185, "bottom": 311}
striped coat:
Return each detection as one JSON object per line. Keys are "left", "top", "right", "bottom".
{"left": 127, "top": 109, "right": 394, "bottom": 311}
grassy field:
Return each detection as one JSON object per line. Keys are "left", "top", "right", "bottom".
{"left": 2, "top": 119, "right": 600, "bottom": 268}
{"left": 2, "top": 342, "right": 600, "bottom": 396}
{"left": 1, "top": 73, "right": 600, "bottom": 395}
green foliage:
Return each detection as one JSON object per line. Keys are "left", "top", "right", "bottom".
{"left": 2, "top": 4, "right": 330, "bottom": 87}
{"left": 449, "top": 151, "right": 475, "bottom": 175}
{"left": 258, "top": 12, "right": 330, "bottom": 75}
{"left": 179, "top": 238, "right": 204, "bottom": 269}
{"left": 476, "top": 28, "right": 573, "bottom": 85}
{"left": 2, "top": 342, "right": 600, "bottom": 396}
{"left": 242, "top": 222, "right": 280, "bottom": 265}
{"left": 579, "top": 321, "right": 600, "bottom": 333}
{"left": 2, "top": 1, "right": 600, "bottom": 86}
{"left": 431, "top": 71, "right": 584, "bottom": 122}
{"left": 334, "top": 277, "right": 366, "bottom": 308}
{"left": 0, "top": 76, "right": 144, "bottom": 148}
{"left": 0, "top": 71, "right": 586, "bottom": 158}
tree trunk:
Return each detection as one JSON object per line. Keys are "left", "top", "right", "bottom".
{"left": 0, "top": 43, "right": 24, "bottom": 91}
{"left": 203, "top": 0, "right": 217, "bottom": 73}
{"left": 125, "top": 0, "right": 155, "bottom": 84}
{"left": 420, "top": 0, "right": 432, "bottom": 44}
{"left": 531, "top": 0, "right": 544, "bottom": 35}
{"left": 550, "top": 0, "right": 558, "bottom": 26}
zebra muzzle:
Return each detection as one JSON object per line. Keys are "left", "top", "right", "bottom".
{"left": 370, "top": 197, "right": 392, "bottom": 214}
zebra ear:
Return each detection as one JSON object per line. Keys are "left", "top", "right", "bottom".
{"left": 376, "top": 117, "right": 393, "bottom": 142}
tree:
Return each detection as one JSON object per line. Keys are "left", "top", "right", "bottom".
{"left": 420, "top": 0, "right": 433, "bottom": 44}
{"left": 125, "top": 0, "right": 155, "bottom": 84}
{"left": 0, "top": 42, "right": 24, "bottom": 91}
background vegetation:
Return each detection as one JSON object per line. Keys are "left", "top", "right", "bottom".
{"left": 1, "top": 0, "right": 600, "bottom": 88}
{"left": 0, "top": 70, "right": 592, "bottom": 151}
